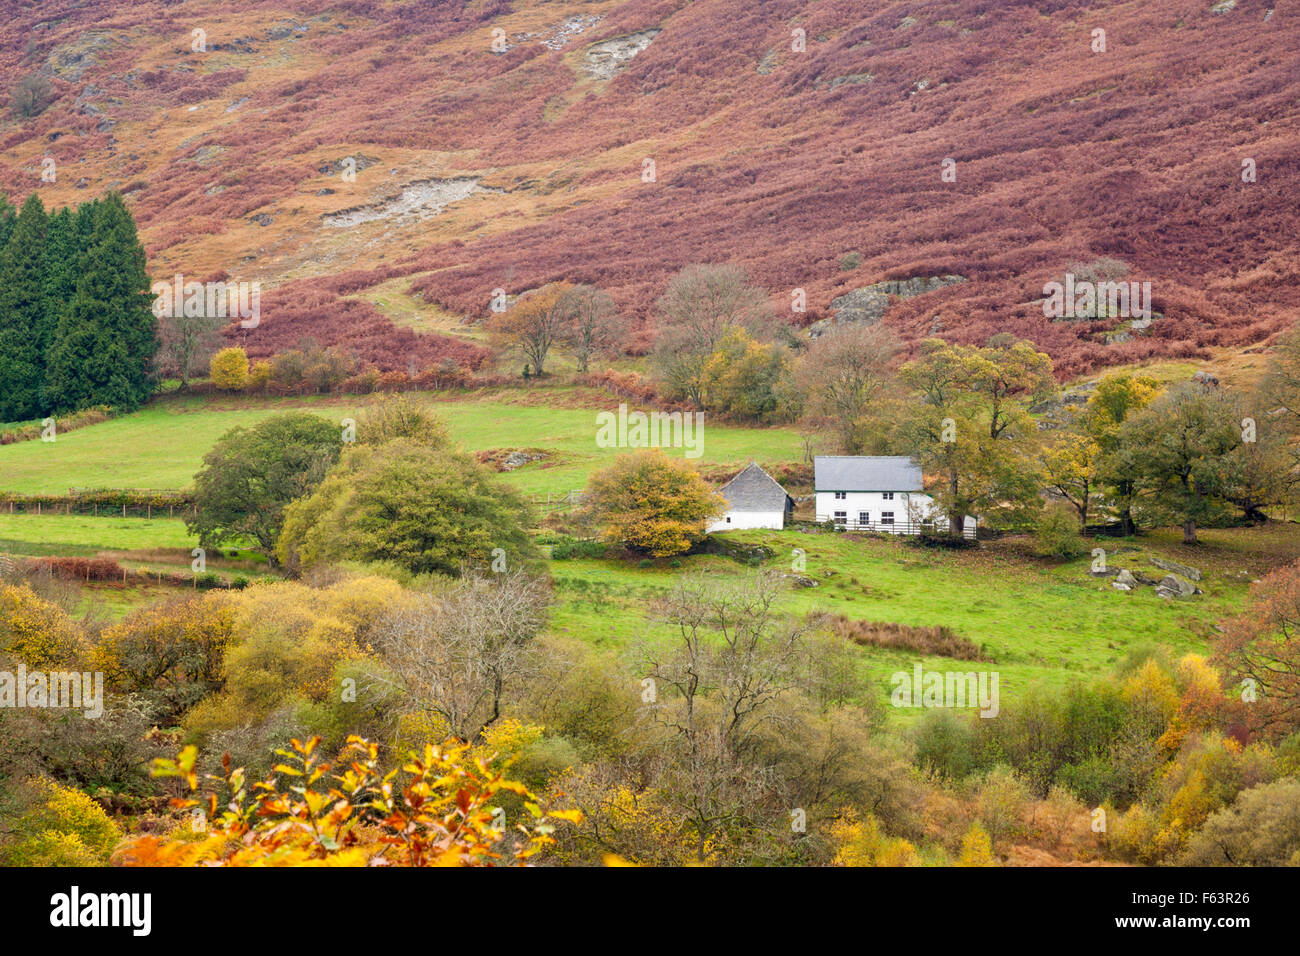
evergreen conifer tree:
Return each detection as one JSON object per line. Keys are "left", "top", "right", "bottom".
{"left": 44, "top": 193, "right": 156, "bottom": 412}
{"left": 0, "top": 194, "right": 49, "bottom": 420}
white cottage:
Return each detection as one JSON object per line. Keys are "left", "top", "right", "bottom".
{"left": 813, "top": 455, "right": 975, "bottom": 538}
{"left": 707, "top": 462, "right": 794, "bottom": 532}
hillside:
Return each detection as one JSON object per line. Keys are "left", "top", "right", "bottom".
{"left": 1, "top": 0, "right": 1298, "bottom": 377}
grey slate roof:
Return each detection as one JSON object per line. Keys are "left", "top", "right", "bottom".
{"left": 718, "top": 462, "right": 792, "bottom": 512}
{"left": 814, "top": 456, "right": 923, "bottom": 492}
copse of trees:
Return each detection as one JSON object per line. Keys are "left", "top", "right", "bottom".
{"left": 0, "top": 191, "right": 156, "bottom": 421}
{"left": 277, "top": 436, "right": 540, "bottom": 577}
{"left": 188, "top": 413, "right": 343, "bottom": 567}
{"left": 653, "top": 264, "right": 777, "bottom": 411}
{"left": 487, "top": 282, "right": 630, "bottom": 376}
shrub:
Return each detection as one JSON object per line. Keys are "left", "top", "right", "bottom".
{"left": 1033, "top": 504, "right": 1086, "bottom": 558}
{"left": 839, "top": 252, "right": 862, "bottom": 271}
{"left": 91, "top": 593, "right": 237, "bottom": 722}
{"left": 2, "top": 779, "right": 122, "bottom": 867}
{"left": 0, "top": 583, "right": 87, "bottom": 669}
{"left": 277, "top": 439, "right": 539, "bottom": 577}
{"left": 114, "top": 736, "right": 579, "bottom": 867}
{"left": 209, "top": 347, "right": 250, "bottom": 390}
{"left": 829, "top": 614, "right": 988, "bottom": 661}
{"left": 10, "top": 74, "right": 53, "bottom": 118}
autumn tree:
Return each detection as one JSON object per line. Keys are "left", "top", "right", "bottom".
{"left": 899, "top": 338, "right": 1053, "bottom": 535}
{"left": 700, "top": 328, "right": 791, "bottom": 422}
{"left": 642, "top": 571, "right": 809, "bottom": 861}
{"left": 581, "top": 450, "right": 725, "bottom": 556}
{"left": 1085, "top": 374, "right": 1159, "bottom": 534}
{"left": 160, "top": 312, "right": 225, "bottom": 389}
{"left": 486, "top": 282, "right": 573, "bottom": 376}
{"left": 1117, "top": 382, "right": 1247, "bottom": 544}
{"left": 365, "top": 570, "right": 550, "bottom": 743}
{"left": 1213, "top": 561, "right": 1300, "bottom": 742}
{"left": 208, "top": 346, "right": 249, "bottom": 390}
{"left": 561, "top": 284, "right": 628, "bottom": 372}
{"left": 653, "top": 264, "right": 774, "bottom": 407}
{"left": 91, "top": 593, "right": 237, "bottom": 722}
{"left": 794, "top": 323, "right": 899, "bottom": 454}
{"left": 352, "top": 393, "right": 450, "bottom": 448}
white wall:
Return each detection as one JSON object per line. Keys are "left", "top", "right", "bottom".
{"left": 815, "top": 491, "right": 973, "bottom": 536}
{"left": 707, "top": 510, "right": 785, "bottom": 533}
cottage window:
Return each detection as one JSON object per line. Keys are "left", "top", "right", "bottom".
{"left": 858, "top": 511, "right": 870, "bottom": 526}
{"left": 834, "top": 491, "right": 847, "bottom": 500}
{"left": 881, "top": 511, "right": 895, "bottom": 525}
{"left": 833, "top": 511, "right": 847, "bottom": 526}
{"left": 882, "top": 492, "right": 895, "bottom": 500}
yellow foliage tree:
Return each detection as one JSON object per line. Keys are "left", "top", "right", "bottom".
{"left": 209, "top": 346, "right": 250, "bottom": 390}
{"left": 956, "top": 822, "right": 997, "bottom": 866}
{"left": 581, "top": 450, "right": 725, "bottom": 557}
{"left": 182, "top": 576, "right": 403, "bottom": 735}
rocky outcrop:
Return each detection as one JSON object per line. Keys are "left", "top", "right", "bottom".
{"left": 582, "top": 29, "right": 660, "bottom": 80}
{"left": 809, "top": 275, "right": 965, "bottom": 338}
{"left": 322, "top": 177, "right": 500, "bottom": 228}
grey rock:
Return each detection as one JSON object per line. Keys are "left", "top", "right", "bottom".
{"left": 1114, "top": 569, "right": 1138, "bottom": 588}
{"left": 502, "top": 451, "right": 542, "bottom": 471}
{"left": 1155, "top": 574, "right": 1198, "bottom": 599}
{"left": 809, "top": 275, "right": 966, "bottom": 338}
{"left": 1150, "top": 557, "right": 1202, "bottom": 581}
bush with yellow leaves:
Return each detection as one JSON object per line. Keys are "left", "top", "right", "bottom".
{"left": 183, "top": 576, "right": 404, "bottom": 738}
{"left": 1, "top": 778, "right": 122, "bottom": 867}
{"left": 90, "top": 592, "right": 237, "bottom": 722}
{"left": 830, "top": 809, "right": 920, "bottom": 866}
{"left": 113, "top": 735, "right": 580, "bottom": 867}
{"left": 0, "top": 582, "right": 87, "bottom": 670}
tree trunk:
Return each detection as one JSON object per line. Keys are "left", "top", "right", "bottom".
{"left": 1182, "top": 519, "right": 1197, "bottom": 545}
{"left": 1119, "top": 504, "right": 1135, "bottom": 537}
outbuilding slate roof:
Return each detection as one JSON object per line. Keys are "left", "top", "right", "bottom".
{"left": 718, "top": 462, "right": 793, "bottom": 512}
{"left": 814, "top": 456, "right": 924, "bottom": 492}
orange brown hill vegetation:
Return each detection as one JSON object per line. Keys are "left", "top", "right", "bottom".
{"left": 0, "top": 0, "right": 1296, "bottom": 376}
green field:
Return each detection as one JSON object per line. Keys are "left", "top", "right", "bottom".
{"left": 0, "top": 388, "right": 801, "bottom": 498}
{"left": 0, "top": 514, "right": 197, "bottom": 555}
{"left": 546, "top": 525, "right": 1277, "bottom": 714}
{"left": 0, "top": 388, "right": 1290, "bottom": 711}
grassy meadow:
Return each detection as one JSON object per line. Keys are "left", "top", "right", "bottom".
{"left": 0, "top": 386, "right": 1292, "bottom": 714}
{"left": 546, "top": 524, "right": 1286, "bottom": 715}
{"left": 0, "top": 387, "right": 802, "bottom": 498}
